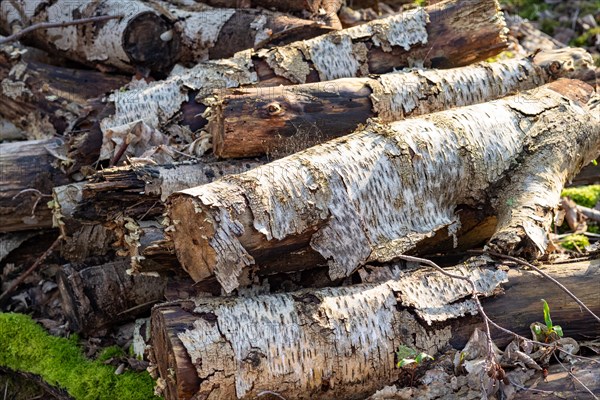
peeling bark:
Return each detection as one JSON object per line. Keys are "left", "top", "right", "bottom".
{"left": 0, "top": 139, "right": 69, "bottom": 233}
{"left": 163, "top": 4, "right": 335, "bottom": 63}
{"left": 0, "top": 0, "right": 181, "bottom": 73}
{"left": 186, "top": 0, "right": 344, "bottom": 28}
{"left": 210, "top": 48, "right": 593, "bottom": 158}
{"left": 151, "top": 257, "right": 507, "bottom": 400}
{"left": 67, "top": 0, "right": 508, "bottom": 173}
{"left": 0, "top": 41, "right": 128, "bottom": 138}
{"left": 168, "top": 80, "right": 599, "bottom": 292}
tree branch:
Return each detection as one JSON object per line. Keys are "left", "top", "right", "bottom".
{"left": 0, "top": 15, "right": 122, "bottom": 45}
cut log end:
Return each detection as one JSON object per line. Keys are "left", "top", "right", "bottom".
{"left": 123, "top": 12, "right": 181, "bottom": 72}
{"left": 169, "top": 197, "right": 218, "bottom": 283}
{"left": 151, "top": 306, "right": 200, "bottom": 400}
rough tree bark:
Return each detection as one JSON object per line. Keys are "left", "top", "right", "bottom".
{"left": 0, "top": 41, "right": 129, "bottom": 138}
{"left": 150, "top": 258, "right": 600, "bottom": 400}
{"left": 182, "top": 0, "right": 344, "bottom": 28}
{"left": 51, "top": 160, "right": 262, "bottom": 264}
{"left": 150, "top": 257, "right": 508, "bottom": 400}
{"left": 0, "top": 0, "right": 181, "bottom": 73}
{"left": 57, "top": 260, "right": 168, "bottom": 334}
{"left": 210, "top": 48, "right": 593, "bottom": 158}
{"left": 162, "top": 4, "right": 335, "bottom": 63}
{"left": 167, "top": 79, "right": 600, "bottom": 292}
{"left": 67, "top": 0, "right": 508, "bottom": 173}
{"left": 0, "top": 138, "right": 69, "bottom": 233}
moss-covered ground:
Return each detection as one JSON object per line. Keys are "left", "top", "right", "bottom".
{"left": 0, "top": 313, "right": 159, "bottom": 400}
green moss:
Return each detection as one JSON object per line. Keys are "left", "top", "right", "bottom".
{"left": 561, "top": 185, "right": 600, "bottom": 209}
{"left": 570, "top": 27, "right": 600, "bottom": 47}
{"left": 0, "top": 313, "right": 160, "bottom": 400}
{"left": 560, "top": 234, "right": 590, "bottom": 251}
{"left": 501, "top": 0, "right": 548, "bottom": 20}
{"left": 98, "top": 346, "right": 126, "bottom": 362}
{"left": 485, "top": 50, "right": 516, "bottom": 63}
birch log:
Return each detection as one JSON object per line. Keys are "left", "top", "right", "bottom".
{"left": 0, "top": 41, "right": 129, "bottom": 138}
{"left": 0, "top": 139, "right": 69, "bottom": 233}
{"left": 164, "top": 5, "right": 334, "bottom": 63}
{"left": 0, "top": 0, "right": 181, "bottom": 73}
{"left": 167, "top": 79, "right": 600, "bottom": 292}
{"left": 210, "top": 48, "right": 594, "bottom": 158}
{"left": 68, "top": 0, "right": 508, "bottom": 172}
{"left": 150, "top": 258, "right": 600, "bottom": 400}
{"left": 150, "top": 257, "right": 508, "bottom": 400}
{"left": 186, "top": 0, "right": 344, "bottom": 28}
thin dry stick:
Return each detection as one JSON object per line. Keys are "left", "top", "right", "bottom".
{"left": 471, "top": 250, "right": 600, "bottom": 324}
{"left": 393, "top": 255, "right": 499, "bottom": 383}
{"left": 552, "top": 353, "right": 599, "bottom": 400}
{"left": 395, "top": 254, "right": 599, "bottom": 399}
{"left": 0, "top": 235, "right": 62, "bottom": 303}
{"left": 0, "top": 15, "right": 122, "bottom": 45}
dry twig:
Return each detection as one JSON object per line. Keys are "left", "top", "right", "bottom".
{"left": 0, "top": 15, "right": 122, "bottom": 45}
{"left": 0, "top": 235, "right": 62, "bottom": 303}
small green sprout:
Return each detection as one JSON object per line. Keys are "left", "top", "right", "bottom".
{"left": 396, "top": 345, "right": 434, "bottom": 368}
{"left": 533, "top": 300, "right": 563, "bottom": 340}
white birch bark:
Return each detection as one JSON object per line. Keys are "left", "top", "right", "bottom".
{"left": 168, "top": 80, "right": 600, "bottom": 292}
{"left": 152, "top": 258, "right": 507, "bottom": 399}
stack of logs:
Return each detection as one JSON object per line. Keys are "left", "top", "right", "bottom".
{"left": 1, "top": 0, "right": 599, "bottom": 398}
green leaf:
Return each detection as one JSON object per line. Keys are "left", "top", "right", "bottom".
{"left": 398, "top": 358, "right": 416, "bottom": 368}
{"left": 542, "top": 299, "right": 553, "bottom": 329}
{"left": 396, "top": 345, "right": 417, "bottom": 360}
{"left": 592, "top": 160, "right": 598, "bottom": 166}
{"left": 553, "top": 325, "right": 564, "bottom": 337}
{"left": 415, "top": 352, "right": 434, "bottom": 364}
{"left": 533, "top": 325, "right": 542, "bottom": 335}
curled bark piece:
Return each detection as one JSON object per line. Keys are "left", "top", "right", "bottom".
{"left": 151, "top": 257, "right": 507, "bottom": 400}
{"left": 168, "top": 80, "right": 599, "bottom": 292}
{"left": 210, "top": 48, "right": 593, "bottom": 158}
{"left": 0, "top": 0, "right": 181, "bottom": 73}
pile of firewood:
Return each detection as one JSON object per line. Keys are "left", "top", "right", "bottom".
{"left": 1, "top": 0, "right": 599, "bottom": 399}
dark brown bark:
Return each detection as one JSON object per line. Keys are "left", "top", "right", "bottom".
{"left": 187, "top": 0, "right": 343, "bottom": 28}
{"left": 0, "top": 43, "right": 129, "bottom": 138}
{"left": 0, "top": 139, "right": 69, "bottom": 233}
{"left": 210, "top": 48, "right": 593, "bottom": 158}
{"left": 169, "top": 6, "right": 335, "bottom": 64}
{"left": 56, "top": 260, "right": 168, "bottom": 334}
{"left": 450, "top": 259, "right": 600, "bottom": 349}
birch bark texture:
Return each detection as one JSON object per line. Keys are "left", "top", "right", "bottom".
{"left": 210, "top": 47, "right": 594, "bottom": 158}
{"left": 97, "top": 0, "right": 507, "bottom": 137}
{"left": 165, "top": 5, "right": 334, "bottom": 63}
{"left": 151, "top": 258, "right": 508, "bottom": 400}
{"left": 0, "top": 0, "right": 181, "bottom": 73}
{"left": 167, "top": 79, "right": 600, "bottom": 293}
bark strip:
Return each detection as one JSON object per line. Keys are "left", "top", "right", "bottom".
{"left": 168, "top": 80, "right": 600, "bottom": 292}
{"left": 0, "top": 0, "right": 181, "bottom": 73}
{"left": 151, "top": 257, "right": 508, "bottom": 400}
{"left": 210, "top": 48, "right": 594, "bottom": 158}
